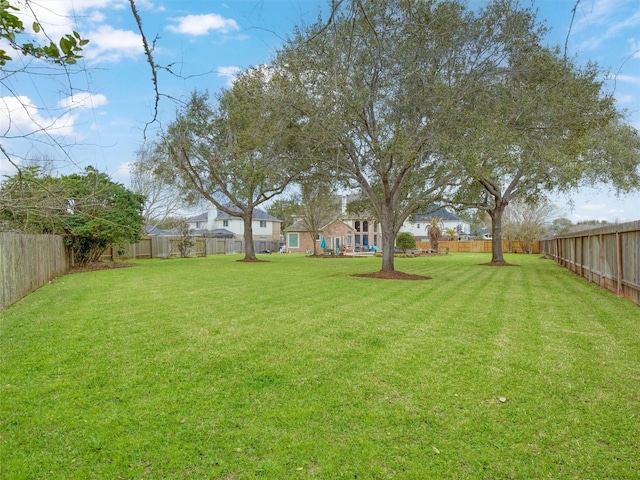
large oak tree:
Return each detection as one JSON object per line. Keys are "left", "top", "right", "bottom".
{"left": 446, "top": 2, "right": 640, "bottom": 264}
{"left": 159, "top": 67, "right": 309, "bottom": 261}
{"left": 276, "top": 0, "right": 476, "bottom": 271}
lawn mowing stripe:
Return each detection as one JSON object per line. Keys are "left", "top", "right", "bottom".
{"left": 2, "top": 253, "right": 639, "bottom": 479}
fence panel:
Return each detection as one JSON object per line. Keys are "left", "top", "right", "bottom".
{"left": 540, "top": 221, "right": 640, "bottom": 306}
{"left": 416, "top": 239, "right": 538, "bottom": 254}
{"left": 1, "top": 233, "right": 68, "bottom": 310}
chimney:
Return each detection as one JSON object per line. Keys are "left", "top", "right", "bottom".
{"left": 207, "top": 202, "right": 217, "bottom": 230}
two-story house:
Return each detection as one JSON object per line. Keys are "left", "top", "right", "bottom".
{"left": 187, "top": 203, "right": 282, "bottom": 252}
{"left": 400, "top": 208, "right": 471, "bottom": 241}
{"left": 285, "top": 194, "right": 382, "bottom": 253}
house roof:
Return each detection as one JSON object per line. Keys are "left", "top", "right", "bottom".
{"left": 188, "top": 206, "right": 281, "bottom": 223}
{"left": 216, "top": 207, "right": 281, "bottom": 222}
{"left": 200, "top": 228, "right": 235, "bottom": 238}
{"left": 286, "top": 218, "right": 354, "bottom": 233}
{"left": 186, "top": 212, "right": 208, "bottom": 223}
{"left": 144, "top": 225, "right": 174, "bottom": 235}
{"left": 411, "top": 208, "right": 467, "bottom": 223}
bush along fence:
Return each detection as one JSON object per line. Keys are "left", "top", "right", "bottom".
{"left": 540, "top": 220, "right": 640, "bottom": 307}
{"left": 1, "top": 233, "right": 69, "bottom": 311}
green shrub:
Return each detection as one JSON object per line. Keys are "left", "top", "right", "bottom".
{"left": 396, "top": 232, "right": 416, "bottom": 253}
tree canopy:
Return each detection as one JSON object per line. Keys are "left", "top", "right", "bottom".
{"left": 0, "top": 166, "right": 144, "bottom": 265}
{"left": 159, "top": 67, "right": 310, "bottom": 261}
{"left": 273, "top": 0, "right": 480, "bottom": 271}
{"left": 445, "top": 2, "right": 640, "bottom": 263}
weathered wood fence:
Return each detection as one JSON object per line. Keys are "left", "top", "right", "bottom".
{"left": 539, "top": 221, "right": 640, "bottom": 307}
{"left": 100, "top": 236, "right": 208, "bottom": 260}
{"left": 1, "top": 233, "right": 69, "bottom": 310}
{"left": 416, "top": 239, "right": 540, "bottom": 254}
{"left": 100, "top": 237, "right": 281, "bottom": 260}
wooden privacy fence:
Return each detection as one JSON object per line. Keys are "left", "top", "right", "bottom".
{"left": 416, "top": 239, "right": 539, "bottom": 254}
{"left": 540, "top": 221, "right": 640, "bottom": 306}
{"left": 1, "top": 233, "right": 69, "bottom": 310}
{"left": 100, "top": 236, "right": 282, "bottom": 260}
{"left": 100, "top": 235, "right": 208, "bottom": 261}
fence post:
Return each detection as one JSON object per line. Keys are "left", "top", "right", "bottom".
{"left": 616, "top": 231, "right": 623, "bottom": 297}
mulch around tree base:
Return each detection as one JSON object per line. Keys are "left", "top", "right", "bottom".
{"left": 353, "top": 270, "right": 432, "bottom": 280}
{"left": 480, "top": 261, "right": 519, "bottom": 267}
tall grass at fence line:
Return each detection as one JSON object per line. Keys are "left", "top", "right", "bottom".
{"left": 1, "top": 253, "right": 639, "bottom": 479}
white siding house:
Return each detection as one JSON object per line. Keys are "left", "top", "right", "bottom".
{"left": 186, "top": 203, "right": 282, "bottom": 250}
{"left": 400, "top": 208, "right": 471, "bottom": 241}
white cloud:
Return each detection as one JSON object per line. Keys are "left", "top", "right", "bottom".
{"left": 83, "top": 25, "right": 144, "bottom": 62}
{"left": 0, "top": 96, "right": 78, "bottom": 137}
{"left": 111, "top": 161, "right": 133, "bottom": 181}
{"left": 581, "top": 203, "right": 606, "bottom": 211}
{"left": 59, "top": 93, "right": 108, "bottom": 110}
{"left": 614, "top": 74, "right": 640, "bottom": 86}
{"left": 166, "top": 14, "right": 240, "bottom": 36}
{"left": 217, "top": 66, "right": 241, "bottom": 86}
{"left": 572, "top": 0, "right": 640, "bottom": 51}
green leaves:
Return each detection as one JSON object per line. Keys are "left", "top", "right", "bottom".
{"left": 0, "top": 167, "right": 144, "bottom": 265}
{"left": 0, "top": 0, "right": 89, "bottom": 66}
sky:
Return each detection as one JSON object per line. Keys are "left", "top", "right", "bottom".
{"left": 1, "top": 0, "right": 639, "bottom": 223}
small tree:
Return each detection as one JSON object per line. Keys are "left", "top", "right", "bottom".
{"left": 445, "top": 228, "right": 458, "bottom": 241}
{"left": 426, "top": 217, "right": 443, "bottom": 253}
{"left": 297, "top": 182, "right": 341, "bottom": 256}
{"left": 175, "top": 220, "right": 194, "bottom": 258}
{"left": 130, "top": 144, "right": 191, "bottom": 229}
{"left": 266, "top": 197, "right": 300, "bottom": 233}
{"left": 548, "top": 217, "right": 573, "bottom": 237}
{"left": 502, "top": 198, "right": 556, "bottom": 253}
{"left": 396, "top": 232, "right": 416, "bottom": 254}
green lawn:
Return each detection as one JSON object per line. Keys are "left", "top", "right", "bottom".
{"left": 1, "top": 253, "right": 639, "bottom": 479}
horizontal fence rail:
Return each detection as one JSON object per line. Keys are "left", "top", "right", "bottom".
{"left": 416, "top": 239, "right": 539, "bottom": 254}
{"left": 0, "top": 233, "right": 69, "bottom": 310}
{"left": 540, "top": 221, "right": 640, "bottom": 307}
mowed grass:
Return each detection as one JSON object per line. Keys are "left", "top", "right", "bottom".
{"left": 1, "top": 253, "right": 639, "bottom": 479}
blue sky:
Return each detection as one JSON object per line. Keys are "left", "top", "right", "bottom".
{"left": 1, "top": 0, "right": 639, "bottom": 222}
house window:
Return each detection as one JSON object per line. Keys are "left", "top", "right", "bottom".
{"left": 355, "top": 221, "right": 360, "bottom": 232}
{"left": 355, "top": 234, "right": 361, "bottom": 246}
{"left": 288, "top": 233, "right": 299, "bottom": 248}
{"left": 316, "top": 234, "right": 321, "bottom": 241}
{"left": 363, "top": 220, "right": 368, "bottom": 232}
{"left": 260, "top": 221, "right": 267, "bottom": 228}
{"left": 223, "top": 220, "right": 229, "bottom": 227}
{"left": 416, "top": 224, "right": 420, "bottom": 229}
{"left": 347, "top": 232, "right": 352, "bottom": 246}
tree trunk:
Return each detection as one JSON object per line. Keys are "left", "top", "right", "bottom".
{"left": 380, "top": 222, "right": 396, "bottom": 272}
{"left": 242, "top": 213, "right": 258, "bottom": 261}
{"left": 489, "top": 204, "right": 506, "bottom": 264}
